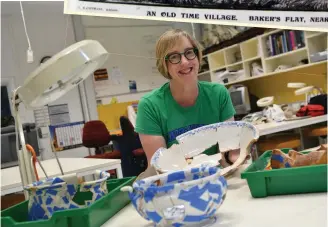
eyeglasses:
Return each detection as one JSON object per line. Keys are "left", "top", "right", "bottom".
{"left": 165, "top": 48, "right": 198, "bottom": 64}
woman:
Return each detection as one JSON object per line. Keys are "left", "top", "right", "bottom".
{"left": 135, "top": 29, "right": 240, "bottom": 167}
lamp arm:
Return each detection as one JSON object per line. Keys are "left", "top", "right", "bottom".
{"left": 12, "top": 90, "right": 36, "bottom": 199}
{"left": 306, "top": 87, "right": 323, "bottom": 104}
{"left": 313, "top": 86, "right": 324, "bottom": 94}
{"left": 14, "top": 110, "right": 30, "bottom": 200}
{"left": 16, "top": 111, "right": 37, "bottom": 184}
{"left": 305, "top": 93, "right": 308, "bottom": 105}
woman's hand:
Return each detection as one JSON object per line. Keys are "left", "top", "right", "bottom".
{"left": 219, "top": 148, "right": 250, "bottom": 167}
{"left": 228, "top": 149, "right": 241, "bottom": 163}
{"left": 138, "top": 133, "right": 167, "bottom": 166}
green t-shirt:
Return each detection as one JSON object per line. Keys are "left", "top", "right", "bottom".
{"left": 135, "top": 81, "right": 236, "bottom": 155}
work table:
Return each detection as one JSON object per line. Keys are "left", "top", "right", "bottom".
{"left": 128, "top": 103, "right": 327, "bottom": 136}
{"left": 101, "top": 164, "right": 327, "bottom": 227}
{"left": 1, "top": 158, "right": 122, "bottom": 195}
{"left": 255, "top": 115, "right": 327, "bottom": 136}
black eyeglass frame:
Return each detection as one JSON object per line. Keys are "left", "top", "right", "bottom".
{"left": 164, "top": 47, "right": 199, "bottom": 64}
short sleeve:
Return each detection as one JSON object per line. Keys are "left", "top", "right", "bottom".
{"left": 217, "top": 85, "right": 236, "bottom": 122}
{"left": 134, "top": 97, "right": 163, "bottom": 136}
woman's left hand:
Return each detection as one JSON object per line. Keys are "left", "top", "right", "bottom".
{"left": 220, "top": 148, "right": 250, "bottom": 167}
{"left": 228, "top": 149, "right": 241, "bottom": 163}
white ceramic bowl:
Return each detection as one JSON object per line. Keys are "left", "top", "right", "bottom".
{"left": 121, "top": 165, "right": 227, "bottom": 227}
{"left": 24, "top": 170, "right": 110, "bottom": 221}
{"left": 151, "top": 121, "right": 259, "bottom": 176}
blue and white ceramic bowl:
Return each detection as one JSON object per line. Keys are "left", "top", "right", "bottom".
{"left": 121, "top": 165, "right": 227, "bottom": 227}
{"left": 151, "top": 121, "right": 259, "bottom": 176}
{"left": 24, "top": 170, "right": 110, "bottom": 221}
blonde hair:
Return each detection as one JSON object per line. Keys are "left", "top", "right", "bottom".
{"left": 155, "top": 29, "right": 203, "bottom": 79}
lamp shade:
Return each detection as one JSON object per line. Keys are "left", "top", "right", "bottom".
{"left": 287, "top": 82, "right": 306, "bottom": 88}
{"left": 17, "top": 40, "right": 109, "bottom": 108}
{"left": 295, "top": 86, "right": 314, "bottom": 96}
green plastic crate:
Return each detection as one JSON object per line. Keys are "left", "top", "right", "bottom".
{"left": 241, "top": 148, "right": 327, "bottom": 198}
{"left": 1, "top": 177, "right": 136, "bottom": 227}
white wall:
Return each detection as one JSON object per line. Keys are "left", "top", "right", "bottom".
{"left": 1, "top": 1, "right": 204, "bottom": 162}
{"left": 73, "top": 16, "right": 202, "bottom": 106}
{"left": 1, "top": 1, "right": 90, "bottom": 160}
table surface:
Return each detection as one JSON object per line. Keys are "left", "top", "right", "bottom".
{"left": 2, "top": 115, "right": 326, "bottom": 196}
{"left": 255, "top": 115, "right": 327, "bottom": 136}
{"left": 1, "top": 158, "right": 121, "bottom": 191}
{"left": 101, "top": 163, "right": 328, "bottom": 227}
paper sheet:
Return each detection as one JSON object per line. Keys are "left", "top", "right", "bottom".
{"left": 111, "top": 66, "right": 124, "bottom": 85}
{"left": 48, "top": 104, "right": 70, "bottom": 125}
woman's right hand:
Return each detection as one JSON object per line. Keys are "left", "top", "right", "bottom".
{"left": 138, "top": 133, "right": 167, "bottom": 167}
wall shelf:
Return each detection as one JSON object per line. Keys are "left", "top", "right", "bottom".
{"left": 226, "top": 61, "right": 243, "bottom": 68}
{"left": 198, "top": 71, "right": 210, "bottom": 76}
{"left": 306, "top": 32, "right": 326, "bottom": 39}
{"left": 264, "top": 47, "right": 307, "bottom": 61}
{"left": 198, "top": 29, "right": 327, "bottom": 89}
{"left": 243, "top": 56, "right": 261, "bottom": 63}
{"left": 224, "top": 61, "right": 326, "bottom": 86}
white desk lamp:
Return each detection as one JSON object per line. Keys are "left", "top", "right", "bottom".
{"left": 294, "top": 86, "right": 323, "bottom": 105}
{"left": 287, "top": 82, "right": 324, "bottom": 105}
{"left": 11, "top": 40, "right": 109, "bottom": 198}
{"left": 256, "top": 96, "right": 274, "bottom": 108}
{"left": 287, "top": 82, "right": 306, "bottom": 89}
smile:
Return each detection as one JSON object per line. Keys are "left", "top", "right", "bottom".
{"left": 179, "top": 67, "right": 193, "bottom": 75}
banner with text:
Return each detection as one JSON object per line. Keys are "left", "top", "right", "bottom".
{"left": 64, "top": 0, "right": 328, "bottom": 31}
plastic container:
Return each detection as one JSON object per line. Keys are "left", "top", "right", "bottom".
{"left": 1, "top": 177, "right": 136, "bottom": 227}
{"left": 241, "top": 148, "right": 327, "bottom": 198}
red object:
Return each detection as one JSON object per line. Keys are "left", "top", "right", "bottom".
{"left": 296, "top": 104, "right": 325, "bottom": 117}
{"left": 83, "top": 118, "right": 147, "bottom": 177}
{"left": 132, "top": 148, "right": 145, "bottom": 157}
{"left": 83, "top": 120, "right": 121, "bottom": 159}
{"left": 82, "top": 120, "right": 111, "bottom": 154}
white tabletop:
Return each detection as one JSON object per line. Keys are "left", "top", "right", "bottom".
{"left": 1, "top": 158, "right": 121, "bottom": 194}
{"left": 101, "top": 164, "right": 327, "bottom": 227}
{"left": 256, "top": 115, "right": 327, "bottom": 136}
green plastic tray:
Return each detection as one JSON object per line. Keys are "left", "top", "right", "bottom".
{"left": 241, "top": 148, "right": 327, "bottom": 198}
{"left": 1, "top": 177, "right": 136, "bottom": 227}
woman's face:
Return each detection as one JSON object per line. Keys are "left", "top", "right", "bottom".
{"left": 165, "top": 36, "right": 199, "bottom": 84}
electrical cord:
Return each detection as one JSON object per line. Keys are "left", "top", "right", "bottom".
{"left": 19, "top": 1, "right": 32, "bottom": 51}
{"left": 26, "top": 144, "right": 40, "bottom": 181}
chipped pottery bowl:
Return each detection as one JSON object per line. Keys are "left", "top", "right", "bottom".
{"left": 151, "top": 121, "right": 259, "bottom": 176}
{"left": 121, "top": 165, "right": 227, "bottom": 227}
{"left": 150, "top": 145, "right": 222, "bottom": 173}
{"left": 24, "top": 170, "right": 110, "bottom": 221}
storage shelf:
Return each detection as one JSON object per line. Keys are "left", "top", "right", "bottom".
{"left": 225, "top": 43, "right": 239, "bottom": 50}
{"left": 244, "top": 56, "right": 261, "bottom": 63}
{"left": 198, "top": 71, "right": 210, "bottom": 76}
{"left": 204, "top": 28, "right": 327, "bottom": 86}
{"left": 261, "top": 29, "right": 283, "bottom": 38}
{"left": 226, "top": 61, "right": 243, "bottom": 68}
{"left": 224, "top": 61, "right": 326, "bottom": 86}
{"left": 212, "top": 65, "right": 226, "bottom": 72}
{"left": 306, "top": 32, "right": 326, "bottom": 39}
{"left": 265, "top": 47, "right": 307, "bottom": 61}
{"left": 307, "top": 33, "right": 325, "bottom": 39}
